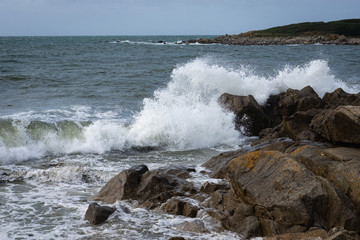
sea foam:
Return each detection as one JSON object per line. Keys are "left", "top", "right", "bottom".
{"left": 0, "top": 58, "right": 358, "bottom": 163}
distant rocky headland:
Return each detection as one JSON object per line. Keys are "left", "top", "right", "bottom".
{"left": 86, "top": 86, "right": 360, "bottom": 240}
{"left": 188, "top": 19, "right": 360, "bottom": 45}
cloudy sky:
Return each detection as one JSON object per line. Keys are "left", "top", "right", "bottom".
{"left": 1, "top": 0, "right": 359, "bottom": 36}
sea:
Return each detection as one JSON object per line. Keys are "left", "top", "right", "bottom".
{"left": 0, "top": 35, "right": 360, "bottom": 240}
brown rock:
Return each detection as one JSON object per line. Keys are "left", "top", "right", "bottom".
{"left": 326, "top": 227, "right": 360, "bottom": 240}
{"left": 93, "top": 165, "right": 197, "bottom": 209}
{"left": 291, "top": 145, "right": 360, "bottom": 213}
{"left": 200, "top": 181, "right": 230, "bottom": 194}
{"left": 322, "top": 88, "right": 360, "bottom": 108}
{"left": 263, "top": 86, "right": 324, "bottom": 128}
{"left": 162, "top": 198, "right": 199, "bottom": 218}
{"left": 136, "top": 166, "right": 197, "bottom": 208}
{"left": 84, "top": 203, "right": 116, "bottom": 225}
{"left": 201, "top": 149, "right": 247, "bottom": 178}
{"left": 264, "top": 229, "right": 328, "bottom": 240}
{"left": 226, "top": 150, "right": 360, "bottom": 235}
{"left": 93, "top": 164, "right": 149, "bottom": 203}
{"left": 176, "top": 220, "right": 209, "bottom": 233}
{"left": 310, "top": 105, "right": 360, "bottom": 144}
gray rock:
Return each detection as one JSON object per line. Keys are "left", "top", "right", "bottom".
{"left": 84, "top": 203, "right": 115, "bottom": 225}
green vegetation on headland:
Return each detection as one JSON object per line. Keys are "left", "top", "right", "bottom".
{"left": 188, "top": 19, "right": 360, "bottom": 45}
{"left": 253, "top": 19, "right": 360, "bottom": 37}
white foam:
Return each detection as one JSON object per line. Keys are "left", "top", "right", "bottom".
{"left": 1, "top": 58, "right": 358, "bottom": 163}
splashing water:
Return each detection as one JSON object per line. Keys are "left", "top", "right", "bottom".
{"left": 1, "top": 58, "right": 358, "bottom": 163}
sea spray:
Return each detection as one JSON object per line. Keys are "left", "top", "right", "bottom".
{"left": 1, "top": 58, "right": 358, "bottom": 163}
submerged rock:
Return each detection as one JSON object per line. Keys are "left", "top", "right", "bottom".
{"left": 84, "top": 203, "right": 115, "bottom": 225}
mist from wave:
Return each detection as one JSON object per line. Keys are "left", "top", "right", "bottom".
{"left": 1, "top": 57, "right": 358, "bottom": 164}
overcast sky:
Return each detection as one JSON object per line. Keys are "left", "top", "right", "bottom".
{"left": 1, "top": 0, "right": 359, "bottom": 36}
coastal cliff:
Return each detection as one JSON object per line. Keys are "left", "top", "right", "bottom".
{"left": 87, "top": 86, "right": 360, "bottom": 240}
{"left": 188, "top": 19, "right": 360, "bottom": 45}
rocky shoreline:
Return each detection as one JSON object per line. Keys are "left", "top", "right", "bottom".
{"left": 85, "top": 86, "right": 360, "bottom": 240}
{"left": 187, "top": 34, "right": 360, "bottom": 45}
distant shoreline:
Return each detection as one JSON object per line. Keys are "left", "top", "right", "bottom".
{"left": 187, "top": 19, "right": 360, "bottom": 45}
{"left": 187, "top": 34, "right": 360, "bottom": 45}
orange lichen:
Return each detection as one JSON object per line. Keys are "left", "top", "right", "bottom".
{"left": 231, "top": 151, "right": 282, "bottom": 170}
{"left": 290, "top": 145, "right": 311, "bottom": 156}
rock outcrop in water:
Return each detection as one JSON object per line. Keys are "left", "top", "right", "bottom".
{"left": 89, "top": 86, "right": 360, "bottom": 240}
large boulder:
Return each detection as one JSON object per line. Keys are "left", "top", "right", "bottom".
{"left": 310, "top": 105, "right": 360, "bottom": 145}
{"left": 226, "top": 150, "right": 360, "bottom": 236}
{"left": 93, "top": 164, "right": 149, "bottom": 203}
{"left": 218, "top": 93, "right": 267, "bottom": 135}
{"left": 94, "top": 165, "right": 197, "bottom": 209}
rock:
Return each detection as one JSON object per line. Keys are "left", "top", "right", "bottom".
{"left": 162, "top": 198, "right": 199, "bottom": 218}
{"left": 176, "top": 220, "right": 209, "bottom": 233}
{"left": 93, "top": 164, "right": 149, "bottom": 203}
{"left": 201, "top": 149, "right": 247, "bottom": 178}
{"left": 226, "top": 150, "right": 360, "bottom": 236}
{"left": 310, "top": 106, "right": 360, "bottom": 145}
{"left": 264, "top": 229, "right": 328, "bottom": 240}
{"left": 326, "top": 228, "right": 360, "bottom": 240}
{"left": 208, "top": 187, "right": 260, "bottom": 238}
{"left": 291, "top": 145, "right": 360, "bottom": 211}
{"left": 280, "top": 109, "right": 323, "bottom": 141}
{"left": 168, "top": 237, "right": 185, "bottom": 240}
{"left": 322, "top": 88, "right": 360, "bottom": 108}
{"left": 84, "top": 203, "right": 116, "bottom": 225}
{"left": 136, "top": 166, "right": 197, "bottom": 208}
{"left": 252, "top": 138, "right": 295, "bottom": 152}
{"left": 94, "top": 165, "right": 197, "bottom": 209}
{"left": 263, "top": 86, "right": 324, "bottom": 128}
{"left": 218, "top": 93, "right": 267, "bottom": 135}
{"left": 200, "top": 181, "right": 230, "bottom": 194}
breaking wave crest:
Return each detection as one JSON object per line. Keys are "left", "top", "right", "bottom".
{"left": 1, "top": 58, "right": 358, "bottom": 163}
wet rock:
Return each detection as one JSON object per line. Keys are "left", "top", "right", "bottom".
{"left": 162, "top": 198, "right": 199, "bottom": 218}
{"left": 218, "top": 93, "right": 267, "bottom": 135}
{"left": 200, "top": 181, "right": 230, "bottom": 194}
{"left": 176, "top": 220, "right": 210, "bottom": 233}
{"left": 168, "top": 237, "right": 185, "bottom": 240}
{"left": 94, "top": 165, "right": 197, "bottom": 209}
{"left": 93, "top": 164, "right": 149, "bottom": 203}
{"left": 226, "top": 150, "right": 360, "bottom": 236}
{"left": 327, "top": 227, "right": 360, "bottom": 240}
{"left": 264, "top": 229, "right": 328, "bottom": 240}
{"left": 84, "top": 203, "right": 116, "bottom": 225}
{"left": 137, "top": 166, "right": 197, "bottom": 208}
{"left": 263, "top": 86, "right": 324, "bottom": 128}
{"left": 310, "top": 105, "right": 360, "bottom": 145}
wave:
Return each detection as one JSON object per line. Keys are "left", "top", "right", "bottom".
{"left": 1, "top": 58, "right": 358, "bottom": 163}
{"left": 107, "top": 40, "right": 208, "bottom": 46}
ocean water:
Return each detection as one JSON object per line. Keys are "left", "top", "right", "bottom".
{"left": 0, "top": 36, "right": 360, "bottom": 239}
